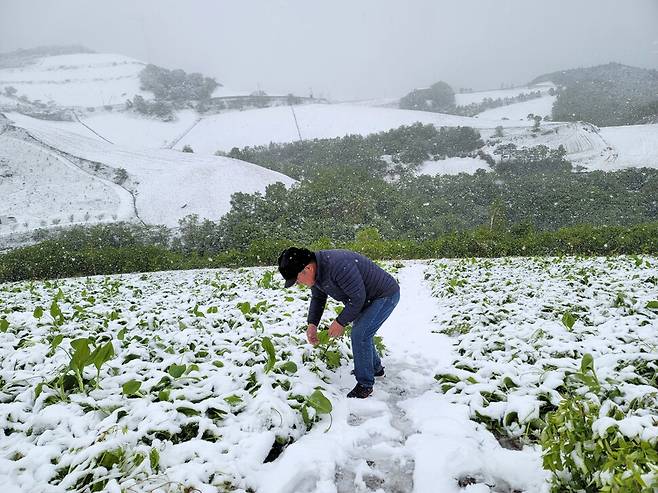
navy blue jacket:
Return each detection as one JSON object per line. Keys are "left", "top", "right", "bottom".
{"left": 307, "top": 249, "right": 399, "bottom": 327}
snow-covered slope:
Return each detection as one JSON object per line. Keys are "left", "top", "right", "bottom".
{"left": 0, "top": 53, "right": 150, "bottom": 108}
{"left": 2, "top": 112, "right": 296, "bottom": 230}
{"left": 175, "top": 103, "right": 530, "bottom": 154}
{"left": 0, "top": 134, "right": 133, "bottom": 232}
{"left": 484, "top": 122, "right": 658, "bottom": 171}
{"left": 600, "top": 124, "right": 658, "bottom": 168}
{"left": 475, "top": 94, "right": 556, "bottom": 121}
{"left": 454, "top": 82, "right": 555, "bottom": 106}
{"left": 75, "top": 110, "right": 202, "bottom": 149}
{"left": 417, "top": 156, "right": 491, "bottom": 176}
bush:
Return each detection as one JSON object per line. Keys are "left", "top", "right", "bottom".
{"left": 227, "top": 123, "right": 483, "bottom": 180}
{"left": 533, "top": 63, "right": 658, "bottom": 126}
{"left": 399, "top": 81, "right": 455, "bottom": 113}
{"left": 2, "top": 222, "right": 657, "bottom": 282}
{"left": 542, "top": 397, "right": 658, "bottom": 492}
{"left": 139, "top": 64, "right": 218, "bottom": 102}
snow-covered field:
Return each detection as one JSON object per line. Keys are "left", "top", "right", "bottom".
{"left": 1, "top": 257, "right": 656, "bottom": 492}
{"left": 417, "top": 156, "right": 491, "bottom": 176}
{"left": 600, "top": 124, "right": 658, "bottom": 168}
{"left": 454, "top": 83, "right": 555, "bottom": 106}
{"left": 2, "top": 112, "right": 296, "bottom": 228}
{"left": 0, "top": 54, "right": 150, "bottom": 108}
{"left": 173, "top": 104, "right": 530, "bottom": 154}
{"left": 475, "top": 95, "right": 556, "bottom": 121}
{"left": 75, "top": 110, "right": 201, "bottom": 149}
{"left": 485, "top": 121, "right": 658, "bottom": 172}
{"left": 0, "top": 134, "right": 132, "bottom": 233}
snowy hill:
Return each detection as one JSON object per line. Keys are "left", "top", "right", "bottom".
{"left": 2, "top": 48, "right": 658, "bottom": 240}
{"left": 173, "top": 103, "right": 528, "bottom": 154}
{"left": 0, "top": 53, "right": 149, "bottom": 108}
{"left": 454, "top": 82, "right": 554, "bottom": 106}
{"left": 0, "top": 50, "right": 247, "bottom": 111}
{"left": 474, "top": 94, "right": 556, "bottom": 121}
{"left": 0, "top": 112, "right": 296, "bottom": 235}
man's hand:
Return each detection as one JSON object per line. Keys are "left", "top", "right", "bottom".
{"left": 328, "top": 320, "right": 345, "bottom": 338}
{"left": 306, "top": 324, "right": 319, "bottom": 346}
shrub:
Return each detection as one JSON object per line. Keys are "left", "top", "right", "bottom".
{"left": 399, "top": 81, "right": 455, "bottom": 113}
{"left": 542, "top": 397, "right": 658, "bottom": 492}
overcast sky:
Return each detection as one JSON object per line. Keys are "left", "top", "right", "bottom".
{"left": 1, "top": 0, "right": 657, "bottom": 100}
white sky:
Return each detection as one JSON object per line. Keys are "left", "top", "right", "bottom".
{"left": 1, "top": 0, "right": 657, "bottom": 100}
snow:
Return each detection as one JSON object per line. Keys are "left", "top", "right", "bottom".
{"left": 210, "top": 85, "right": 251, "bottom": 98}
{"left": 175, "top": 103, "right": 531, "bottom": 154}
{"left": 0, "top": 134, "right": 132, "bottom": 233}
{"left": 75, "top": 110, "right": 202, "bottom": 148}
{"left": 0, "top": 53, "right": 149, "bottom": 108}
{"left": 481, "top": 121, "right": 658, "bottom": 171}
{"left": 417, "top": 156, "right": 491, "bottom": 176}
{"left": 5, "top": 259, "right": 623, "bottom": 492}
{"left": 454, "top": 83, "right": 555, "bottom": 106}
{"left": 2, "top": 112, "right": 296, "bottom": 228}
{"left": 475, "top": 95, "right": 556, "bottom": 121}
{"left": 599, "top": 124, "right": 658, "bottom": 168}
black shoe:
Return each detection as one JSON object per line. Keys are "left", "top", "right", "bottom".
{"left": 347, "top": 384, "right": 373, "bottom": 399}
{"left": 350, "top": 367, "right": 385, "bottom": 377}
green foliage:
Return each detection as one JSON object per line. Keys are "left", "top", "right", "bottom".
{"left": 139, "top": 64, "right": 218, "bottom": 102}
{"left": 493, "top": 144, "right": 570, "bottom": 174}
{"left": 227, "top": 123, "right": 482, "bottom": 179}
{"left": 122, "top": 379, "right": 141, "bottom": 396}
{"left": 541, "top": 396, "right": 658, "bottom": 492}
{"left": 130, "top": 95, "right": 173, "bottom": 119}
{"left": 261, "top": 337, "right": 276, "bottom": 373}
{"left": 399, "top": 81, "right": 455, "bottom": 113}
{"left": 453, "top": 91, "right": 543, "bottom": 117}
{"left": 2, "top": 221, "right": 658, "bottom": 282}
{"left": 307, "top": 389, "right": 332, "bottom": 414}
{"left": 533, "top": 62, "right": 658, "bottom": 126}
{"left": 561, "top": 311, "right": 576, "bottom": 331}
{"left": 167, "top": 364, "right": 186, "bottom": 378}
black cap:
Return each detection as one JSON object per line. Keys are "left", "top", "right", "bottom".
{"left": 278, "top": 247, "right": 315, "bottom": 288}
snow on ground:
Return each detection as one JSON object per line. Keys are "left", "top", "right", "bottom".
{"left": 3, "top": 112, "right": 296, "bottom": 228}
{"left": 475, "top": 95, "right": 556, "bottom": 121}
{"left": 0, "top": 258, "right": 580, "bottom": 493}
{"left": 211, "top": 85, "right": 251, "bottom": 98}
{"left": 175, "top": 103, "right": 532, "bottom": 154}
{"left": 0, "top": 53, "right": 149, "bottom": 108}
{"left": 0, "top": 134, "right": 133, "bottom": 234}
{"left": 417, "top": 156, "right": 491, "bottom": 176}
{"left": 484, "top": 121, "right": 658, "bottom": 171}
{"left": 75, "top": 109, "right": 201, "bottom": 148}
{"left": 454, "top": 83, "right": 555, "bottom": 106}
{"left": 335, "top": 98, "right": 401, "bottom": 108}
{"left": 6, "top": 256, "right": 652, "bottom": 492}
{"left": 599, "top": 124, "right": 658, "bottom": 168}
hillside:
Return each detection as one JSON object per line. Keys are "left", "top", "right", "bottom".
{"left": 0, "top": 112, "right": 296, "bottom": 236}
{"left": 0, "top": 48, "right": 247, "bottom": 114}
{"left": 173, "top": 103, "right": 527, "bottom": 154}
{"left": 532, "top": 62, "right": 658, "bottom": 126}
{"left": 0, "top": 52, "right": 149, "bottom": 108}
{"left": 1, "top": 49, "right": 658, "bottom": 246}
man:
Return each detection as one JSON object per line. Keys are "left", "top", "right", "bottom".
{"left": 277, "top": 247, "right": 400, "bottom": 399}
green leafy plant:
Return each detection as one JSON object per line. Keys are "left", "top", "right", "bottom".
{"left": 261, "top": 337, "right": 276, "bottom": 373}
{"left": 542, "top": 396, "right": 658, "bottom": 492}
